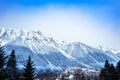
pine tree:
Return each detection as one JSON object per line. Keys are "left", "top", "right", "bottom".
{"left": 104, "top": 60, "right": 110, "bottom": 72}
{"left": 116, "top": 60, "right": 120, "bottom": 80}
{"left": 108, "top": 64, "right": 118, "bottom": 80}
{"left": 99, "top": 68, "right": 107, "bottom": 80}
{"left": 0, "top": 44, "right": 6, "bottom": 80}
{"left": 104, "top": 60, "right": 110, "bottom": 80}
{"left": 99, "top": 60, "right": 119, "bottom": 80}
{"left": 23, "top": 56, "right": 35, "bottom": 80}
{"left": 6, "top": 50, "right": 17, "bottom": 80}
{"left": 0, "top": 45, "right": 6, "bottom": 68}
{"left": 99, "top": 60, "right": 110, "bottom": 80}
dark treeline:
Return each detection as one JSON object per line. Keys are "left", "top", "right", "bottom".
{"left": 99, "top": 59, "right": 120, "bottom": 80}
{"left": 0, "top": 45, "right": 35, "bottom": 80}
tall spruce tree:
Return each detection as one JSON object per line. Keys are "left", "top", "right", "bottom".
{"left": 104, "top": 60, "right": 110, "bottom": 80}
{"left": 116, "top": 60, "right": 120, "bottom": 79}
{"left": 104, "top": 60, "right": 110, "bottom": 72}
{"left": 100, "top": 60, "right": 119, "bottom": 80}
{"left": 108, "top": 64, "right": 118, "bottom": 80}
{"left": 0, "top": 44, "right": 6, "bottom": 80}
{"left": 6, "top": 50, "right": 17, "bottom": 80}
{"left": 99, "top": 60, "right": 110, "bottom": 80}
{"left": 0, "top": 45, "right": 6, "bottom": 68}
{"left": 23, "top": 56, "right": 35, "bottom": 80}
{"left": 99, "top": 68, "right": 107, "bottom": 80}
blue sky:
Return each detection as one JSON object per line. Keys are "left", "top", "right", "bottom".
{"left": 0, "top": 0, "right": 120, "bottom": 50}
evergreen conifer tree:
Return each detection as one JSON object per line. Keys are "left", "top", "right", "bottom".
{"left": 6, "top": 50, "right": 17, "bottom": 80}
{"left": 100, "top": 60, "right": 119, "bottom": 80}
{"left": 104, "top": 60, "right": 110, "bottom": 80}
{"left": 104, "top": 60, "right": 110, "bottom": 72}
{"left": 23, "top": 56, "right": 35, "bottom": 80}
{"left": 0, "top": 44, "right": 6, "bottom": 80}
{"left": 108, "top": 64, "right": 118, "bottom": 80}
{"left": 99, "top": 68, "right": 107, "bottom": 80}
{"left": 116, "top": 60, "right": 120, "bottom": 80}
{"left": 99, "top": 60, "right": 110, "bottom": 80}
{"left": 0, "top": 45, "right": 6, "bottom": 68}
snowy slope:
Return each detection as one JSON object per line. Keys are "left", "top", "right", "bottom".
{"left": 0, "top": 28, "right": 120, "bottom": 70}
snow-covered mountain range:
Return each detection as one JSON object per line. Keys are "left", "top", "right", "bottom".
{"left": 0, "top": 28, "right": 120, "bottom": 70}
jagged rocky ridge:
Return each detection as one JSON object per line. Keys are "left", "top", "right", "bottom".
{"left": 0, "top": 28, "right": 120, "bottom": 70}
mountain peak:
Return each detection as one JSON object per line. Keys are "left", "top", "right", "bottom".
{"left": 0, "top": 28, "right": 120, "bottom": 70}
